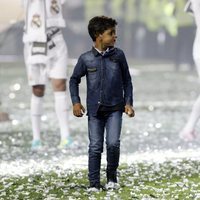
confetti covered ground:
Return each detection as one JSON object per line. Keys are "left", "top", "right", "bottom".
{"left": 0, "top": 61, "right": 200, "bottom": 199}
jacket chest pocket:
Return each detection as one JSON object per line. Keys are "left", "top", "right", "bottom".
{"left": 108, "top": 58, "right": 121, "bottom": 71}
{"left": 87, "top": 67, "right": 98, "bottom": 80}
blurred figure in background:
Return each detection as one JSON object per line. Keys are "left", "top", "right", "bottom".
{"left": 22, "top": 0, "right": 72, "bottom": 150}
{"left": 179, "top": 0, "right": 200, "bottom": 141}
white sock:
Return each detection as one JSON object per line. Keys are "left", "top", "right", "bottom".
{"left": 31, "top": 94, "right": 43, "bottom": 141}
{"left": 184, "top": 95, "right": 200, "bottom": 132}
{"left": 54, "top": 91, "right": 70, "bottom": 140}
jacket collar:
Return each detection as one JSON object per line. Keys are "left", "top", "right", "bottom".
{"left": 92, "top": 46, "right": 115, "bottom": 57}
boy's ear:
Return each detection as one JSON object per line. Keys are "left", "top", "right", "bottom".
{"left": 95, "top": 33, "right": 102, "bottom": 41}
{"left": 94, "top": 33, "right": 100, "bottom": 40}
{"left": 96, "top": 33, "right": 102, "bottom": 38}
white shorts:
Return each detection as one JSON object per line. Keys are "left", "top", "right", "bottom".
{"left": 24, "top": 33, "right": 68, "bottom": 86}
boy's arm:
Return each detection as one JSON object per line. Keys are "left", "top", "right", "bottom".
{"left": 119, "top": 51, "right": 133, "bottom": 107}
{"left": 69, "top": 56, "right": 86, "bottom": 117}
{"left": 119, "top": 51, "right": 135, "bottom": 117}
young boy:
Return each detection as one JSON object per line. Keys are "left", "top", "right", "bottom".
{"left": 69, "top": 16, "right": 135, "bottom": 190}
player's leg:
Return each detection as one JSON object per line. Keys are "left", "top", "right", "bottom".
{"left": 51, "top": 78, "right": 72, "bottom": 147}
{"left": 179, "top": 95, "right": 200, "bottom": 141}
{"left": 31, "top": 85, "right": 45, "bottom": 148}
{"left": 180, "top": 30, "right": 200, "bottom": 141}
{"left": 49, "top": 35, "right": 71, "bottom": 148}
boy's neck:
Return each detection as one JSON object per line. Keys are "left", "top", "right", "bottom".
{"left": 94, "top": 43, "right": 107, "bottom": 52}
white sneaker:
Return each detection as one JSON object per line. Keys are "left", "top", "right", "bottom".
{"left": 87, "top": 183, "right": 105, "bottom": 192}
{"left": 87, "top": 187, "right": 100, "bottom": 192}
{"left": 105, "top": 182, "right": 120, "bottom": 190}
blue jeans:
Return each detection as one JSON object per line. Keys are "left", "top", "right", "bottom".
{"left": 88, "top": 110, "right": 123, "bottom": 185}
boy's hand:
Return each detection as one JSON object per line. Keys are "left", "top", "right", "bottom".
{"left": 125, "top": 105, "right": 135, "bottom": 117}
{"left": 73, "top": 103, "right": 85, "bottom": 117}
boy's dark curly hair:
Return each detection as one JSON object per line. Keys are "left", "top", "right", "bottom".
{"left": 88, "top": 16, "right": 118, "bottom": 41}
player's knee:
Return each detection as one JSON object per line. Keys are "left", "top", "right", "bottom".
{"left": 53, "top": 80, "right": 66, "bottom": 91}
{"left": 32, "top": 85, "right": 45, "bottom": 97}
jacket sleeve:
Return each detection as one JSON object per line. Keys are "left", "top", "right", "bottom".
{"left": 119, "top": 51, "right": 133, "bottom": 106}
{"left": 69, "top": 56, "right": 86, "bottom": 105}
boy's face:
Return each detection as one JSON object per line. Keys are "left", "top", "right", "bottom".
{"left": 99, "top": 27, "right": 117, "bottom": 49}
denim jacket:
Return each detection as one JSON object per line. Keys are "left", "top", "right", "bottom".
{"left": 69, "top": 47, "right": 133, "bottom": 115}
